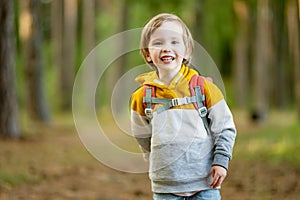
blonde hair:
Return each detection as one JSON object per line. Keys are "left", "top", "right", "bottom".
{"left": 140, "top": 13, "right": 194, "bottom": 67}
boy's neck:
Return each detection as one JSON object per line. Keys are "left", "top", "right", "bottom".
{"left": 157, "top": 67, "right": 181, "bottom": 85}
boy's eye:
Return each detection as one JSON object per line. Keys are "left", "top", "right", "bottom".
{"left": 153, "top": 41, "right": 162, "bottom": 45}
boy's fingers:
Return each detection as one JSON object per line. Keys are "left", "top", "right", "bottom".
{"left": 210, "top": 175, "right": 224, "bottom": 188}
{"left": 210, "top": 177, "right": 216, "bottom": 188}
{"left": 210, "top": 175, "right": 220, "bottom": 188}
{"left": 210, "top": 166, "right": 227, "bottom": 188}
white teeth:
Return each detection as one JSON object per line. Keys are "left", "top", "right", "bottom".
{"left": 161, "top": 57, "right": 173, "bottom": 62}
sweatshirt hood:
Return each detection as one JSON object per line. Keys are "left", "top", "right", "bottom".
{"left": 135, "top": 65, "right": 199, "bottom": 88}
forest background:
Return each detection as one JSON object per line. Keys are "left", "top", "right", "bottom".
{"left": 1, "top": 0, "right": 300, "bottom": 199}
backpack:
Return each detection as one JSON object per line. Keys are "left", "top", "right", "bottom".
{"left": 142, "top": 75, "right": 212, "bottom": 133}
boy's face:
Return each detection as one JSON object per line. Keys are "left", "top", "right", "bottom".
{"left": 146, "top": 21, "right": 187, "bottom": 74}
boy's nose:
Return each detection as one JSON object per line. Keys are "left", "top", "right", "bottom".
{"left": 162, "top": 46, "right": 171, "bottom": 52}
{"left": 161, "top": 43, "right": 171, "bottom": 52}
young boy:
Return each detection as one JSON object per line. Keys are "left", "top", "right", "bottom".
{"left": 130, "top": 13, "right": 236, "bottom": 200}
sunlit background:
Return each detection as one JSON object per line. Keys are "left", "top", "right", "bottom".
{"left": 0, "top": 0, "right": 300, "bottom": 199}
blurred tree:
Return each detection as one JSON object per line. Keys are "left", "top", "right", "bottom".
{"left": 297, "top": 0, "right": 300, "bottom": 119}
{"left": 51, "top": 0, "right": 77, "bottom": 111}
{"left": 201, "top": 0, "right": 235, "bottom": 75}
{"left": 20, "top": 0, "right": 50, "bottom": 122}
{"left": 51, "top": 0, "right": 63, "bottom": 107}
{"left": 61, "top": 0, "right": 77, "bottom": 110}
{"left": 102, "top": 0, "right": 129, "bottom": 111}
{"left": 0, "top": 0, "right": 20, "bottom": 138}
{"left": 113, "top": 0, "right": 129, "bottom": 113}
{"left": 192, "top": 0, "right": 204, "bottom": 44}
{"left": 118, "top": 0, "right": 128, "bottom": 75}
{"left": 287, "top": 0, "right": 300, "bottom": 119}
{"left": 271, "top": 0, "right": 289, "bottom": 109}
{"left": 251, "top": 0, "right": 273, "bottom": 122}
{"left": 232, "top": 0, "right": 250, "bottom": 108}
{"left": 82, "top": 0, "right": 96, "bottom": 111}
{"left": 82, "top": 0, "right": 95, "bottom": 55}
{"left": 5, "top": 0, "right": 297, "bottom": 117}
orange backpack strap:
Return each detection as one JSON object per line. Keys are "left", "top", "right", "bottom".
{"left": 189, "top": 75, "right": 206, "bottom": 108}
{"left": 189, "top": 75, "right": 212, "bottom": 134}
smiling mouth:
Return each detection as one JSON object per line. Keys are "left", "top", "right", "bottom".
{"left": 161, "top": 56, "right": 175, "bottom": 62}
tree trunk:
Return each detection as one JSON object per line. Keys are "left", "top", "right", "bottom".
{"left": 110, "top": 1, "right": 128, "bottom": 113}
{"left": 0, "top": 0, "right": 20, "bottom": 138}
{"left": 21, "top": 0, "right": 50, "bottom": 122}
{"left": 287, "top": 0, "right": 300, "bottom": 119}
{"left": 60, "top": 0, "right": 77, "bottom": 110}
{"left": 193, "top": 0, "right": 204, "bottom": 44}
{"left": 82, "top": 0, "right": 95, "bottom": 55}
{"left": 51, "top": 0, "right": 77, "bottom": 111}
{"left": 233, "top": 0, "right": 250, "bottom": 108}
{"left": 251, "top": 0, "right": 273, "bottom": 122}
{"left": 82, "top": 0, "right": 96, "bottom": 111}
{"left": 297, "top": 0, "right": 300, "bottom": 119}
{"left": 272, "top": 0, "right": 289, "bottom": 109}
{"left": 51, "top": 0, "right": 63, "bottom": 108}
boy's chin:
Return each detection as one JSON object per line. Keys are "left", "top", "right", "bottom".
{"left": 157, "top": 63, "right": 181, "bottom": 71}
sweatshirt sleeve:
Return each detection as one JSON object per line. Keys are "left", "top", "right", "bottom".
{"left": 130, "top": 87, "right": 152, "bottom": 161}
{"left": 205, "top": 81, "right": 237, "bottom": 170}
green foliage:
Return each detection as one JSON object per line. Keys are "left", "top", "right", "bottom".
{"left": 10, "top": 0, "right": 299, "bottom": 113}
{"left": 0, "top": 172, "right": 31, "bottom": 187}
{"left": 201, "top": 0, "right": 235, "bottom": 75}
{"left": 234, "top": 114, "right": 300, "bottom": 165}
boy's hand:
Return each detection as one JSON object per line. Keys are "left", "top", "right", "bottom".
{"left": 210, "top": 165, "right": 227, "bottom": 188}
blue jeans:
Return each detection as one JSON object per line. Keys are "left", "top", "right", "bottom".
{"left": 153, "top": 189, "right": 221, "bottom": 200}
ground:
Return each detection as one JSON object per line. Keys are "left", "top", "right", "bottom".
{"left": 0, "top": 113, "right": 300, "bottom": 200}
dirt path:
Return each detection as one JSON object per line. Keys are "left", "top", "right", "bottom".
{"left": 0, "top": 124, "right": 299, "bottom": 200}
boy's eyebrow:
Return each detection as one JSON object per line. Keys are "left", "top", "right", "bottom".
{"left": 170, "top": 37, "right": 181, "bottom": 40}
{"left": 150, "top": 35, "right": 182, "bottom": 41}
{"left": 150, "top": 38, "right": 162, "bottom": 41}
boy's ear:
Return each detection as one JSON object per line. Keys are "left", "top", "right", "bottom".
{"left": 146, "top": 54, "right": 152, "bottom": 62}
{"left": 184, "top": 49, "right": 192, "bottom": 61}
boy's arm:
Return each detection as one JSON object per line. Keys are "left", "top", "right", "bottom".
{"left": 209, "top": 101, "right": 236, "bottom": 170}
{"left": 131, "top": 112, "right": 152, "bottom": 160}
{"left": 205, "top": 81, "right": 237, "bottom": 170}
{"left": 130, "top": 89, "right": 152, "bottom": 161}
